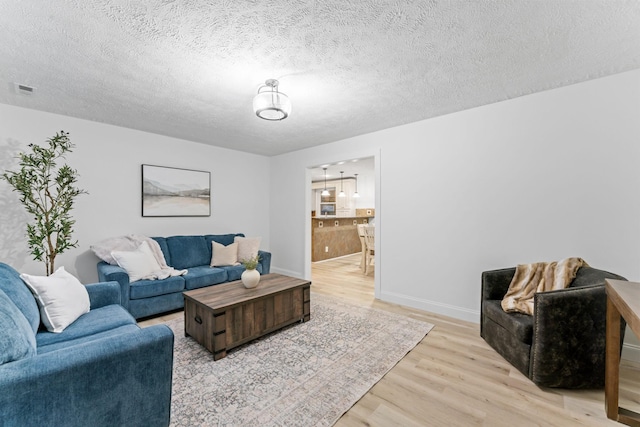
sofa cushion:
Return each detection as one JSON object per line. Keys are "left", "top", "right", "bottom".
{"left": 166, "top": 236, "right": 210, "bottom": 270}
{"left": 0, "top": 289, "right": 37, "bottom": 364}
{"left": 20, "top": 267, "right": 91, "bottom": 333}
{"left": 151, "top": 237, "right": 171, "bottom": 266}
{"left": 0, "top": 263, "right": 40, "bottom": 334}
{"left": 220, "top": 265, "right": 245, "bottom": 282}
{"left": 36, "top": 304, "right": 136, "bottom": 348}
{"left": 37, "top": 324, "right": 141, "bottom": 355}
{"left": 183, "top": 266, "right": 228, "bottom": 290}
{"left": 129, "top": 292, "right": 185, "bottom": 319}
{"left": 205, "top": 233, "right": 244, "bottom": 249}
{"left": 482, "top": 300, "right": 533, "bottom": 345}
{"left": 129, "top": 275, "right": 185, "bottom": 300}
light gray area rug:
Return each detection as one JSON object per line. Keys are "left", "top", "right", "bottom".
{"left": 166, "top": 293, "right": 434, "bottom": 426}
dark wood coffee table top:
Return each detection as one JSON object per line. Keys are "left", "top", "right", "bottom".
{"left": 183, "top": 273, "right": 311, "bottom": 310}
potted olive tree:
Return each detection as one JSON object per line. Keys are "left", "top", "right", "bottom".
{"left": 2, "top": 131, "right": 87, "bottom": 275}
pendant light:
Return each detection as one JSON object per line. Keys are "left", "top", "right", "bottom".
{"left": 353, "top": 173, "right": 360, "bottom": 198}
{"left": 321, "top": 168, "right": 330, "bottom": 196}
{"left": 338, "top": 171, "right": 346, "bottom": 198}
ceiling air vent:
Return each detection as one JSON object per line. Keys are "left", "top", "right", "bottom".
{"left": 14, "top": 83, "right": 35, "bottom": 95}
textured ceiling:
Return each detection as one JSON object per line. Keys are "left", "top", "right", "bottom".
{"left": 0, "top": 1, "right": 639, "bottom": 156}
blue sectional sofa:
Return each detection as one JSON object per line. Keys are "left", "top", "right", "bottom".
{"left": 0, "top": 262, "right": 174, "bottom": 427}
{"left": 97, "top": 233, "right": 271, "bottom": 319}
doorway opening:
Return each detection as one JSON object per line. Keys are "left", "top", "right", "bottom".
{"left": 308, "top": 157, "right": 376, "bottom": 294}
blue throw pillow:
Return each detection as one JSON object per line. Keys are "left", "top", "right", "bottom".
{"left": 0, "top": 289, "right": 37, "bottom": 365}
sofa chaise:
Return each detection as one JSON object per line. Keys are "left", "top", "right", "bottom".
{"left": 97, "top": 233, "right": 271, "bottom": 319}
{"left": 0, "top": 262, "right": 174, "bottom": 427}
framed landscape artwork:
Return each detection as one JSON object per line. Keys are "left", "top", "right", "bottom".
{"left": 142, "top": 164, "right": 211, "bottom": 217}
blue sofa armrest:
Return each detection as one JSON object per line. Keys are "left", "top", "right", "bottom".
{"left": 0, "top": 324, "right": 174, "bottom": 427}
{"left": 85, "top": 281, "right": 121, "bottom": 309}
{"left": 258, "top": 250, "right": 271, "bottom": 274}
{"left": 97, "top": 261, "right": 131, "bottom": 311}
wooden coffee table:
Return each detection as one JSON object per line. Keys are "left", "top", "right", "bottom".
{"left": 183, "top": 273, "right": 311, "bottom": 360}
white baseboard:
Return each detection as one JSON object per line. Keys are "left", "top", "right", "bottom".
{"left": 270, "top": 266, "right": 304, "bottom": 279}
{"left": 312, "top": 253, "right": 361, "bottom": 263}
{"left": 622, "top": 342, "right": 640, "bottom": 363}
{"left": 379, "top": 290, "right": 480, "bottom": 323}
{"left": 379, "top": 290, "right": 640, "bottom": 363}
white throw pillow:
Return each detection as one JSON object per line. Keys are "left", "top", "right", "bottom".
{"left": 234, "top": 236, "right": 261, "bottom": 262}
{"left": 20, "top": 266, "right": 91, "bottom": 333}
{"left": 210, "top": 241, "right": 239, "bottom": 267}
{"left": 111, "top": 241, "right": 162, "bottom": 282}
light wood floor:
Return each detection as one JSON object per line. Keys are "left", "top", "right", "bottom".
{"left": 314, "top": 254, "right": 640, "bottom": 427}
{"left": 142, "top": 253, "right": 640, "bottom": 426}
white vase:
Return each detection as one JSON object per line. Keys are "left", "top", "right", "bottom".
{"left": 241, "top": 269, "right": 260, "bottom": 288}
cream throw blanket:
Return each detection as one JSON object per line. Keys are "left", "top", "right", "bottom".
{"left": 91, "top": 234, "right": 187, "bottom": 280}
{"left": 501, "top": 257, "right": 588, "bottom": 315}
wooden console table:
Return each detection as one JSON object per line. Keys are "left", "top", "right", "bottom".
{"left": 605, "top": 279, "right": 640, "bottom": 426}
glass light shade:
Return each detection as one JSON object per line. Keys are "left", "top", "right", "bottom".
{"left": 253, "top": 84, "right": 291, "bottom": 121}
{"left": 321, "top": 167, "right": 330, "bottom": 196}
{"left": 338, "top": 171, "right": 345, "bottom": 197}
{"left": 353, "top": 173, "right": 360, "bottom": 198}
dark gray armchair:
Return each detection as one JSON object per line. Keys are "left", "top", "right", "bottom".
{"left": 481, "top": 266, "right": 626, "bottom": 388}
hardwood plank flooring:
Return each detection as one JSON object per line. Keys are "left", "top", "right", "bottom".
{"left": 314, "top": 254, "right": 640, "bottom": 427}
{"left": 141, "top": 253, "right": 640, "bottom": 426}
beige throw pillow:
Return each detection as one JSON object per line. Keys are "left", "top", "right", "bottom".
{"left": 210, "top": 241, "right": 239, "bottom": 267}
{"left": 234, "top": 236, "right": 261, "bottom": 262}
{"left": 20, "top": 267, "right": 91, "bottom": 333}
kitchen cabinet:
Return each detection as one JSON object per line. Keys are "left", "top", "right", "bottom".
{"left": 313, "top": 178, "right": 356, "bottom": 217}
{"left": 335, "top": 179, "right": 354, "bottom": 216}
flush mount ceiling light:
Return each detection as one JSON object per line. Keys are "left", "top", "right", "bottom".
{"left": 253, "top": 79, "right": 291, "bottom": 121}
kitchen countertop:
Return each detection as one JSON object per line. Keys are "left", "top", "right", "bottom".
{"left": 313, "top": 215, "right": 373, "bottom": 219}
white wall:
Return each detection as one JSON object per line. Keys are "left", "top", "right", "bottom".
{"left": 2, "top": 70, "right": 638, "bottom": 359}
{"left": 0, "top": 104, "right": 270, "bottom": 282}
{"left": 270, "top": 69, "right": 640, "bottom": 322}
